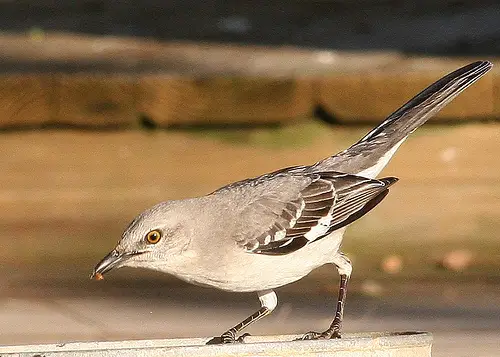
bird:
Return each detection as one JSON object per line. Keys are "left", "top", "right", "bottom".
{"left": 91, "top": 60, "right": 492, "bottom": 344}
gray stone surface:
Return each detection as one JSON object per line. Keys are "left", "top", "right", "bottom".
{"left": 0, "top": 333, "right": 432, "bottom": 357}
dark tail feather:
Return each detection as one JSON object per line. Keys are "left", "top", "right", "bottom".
{"left": 359, "top": 60, "right": 493, "bottom": 144}
{"left": 314, "top": 60, "right": 493, "bottom": 174}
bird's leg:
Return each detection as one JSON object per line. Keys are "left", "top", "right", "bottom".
{"left": 300, "top": 253, "right": 352, "bottom": 340}
{"left": 206, "top": 290, "right": 277, "bottom": 344}
{"left": 301, "top": 274, "right": 350, "bottom": 340}
{"left": 210, "top": 307, "right": 268, "bottom": 344}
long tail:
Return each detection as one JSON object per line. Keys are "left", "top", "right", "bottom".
{"left": 313, "top": 60, "right": 493, "bottom": 177}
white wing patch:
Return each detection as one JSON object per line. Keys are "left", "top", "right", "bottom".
{"left": 289, "top": 200, "right": 305, "bottom": 228}
{"left": 304, "top": 215, "right": 333, "bottom": 241}
{"left": 275, "top": 230, "right": 286, "bottom": 240}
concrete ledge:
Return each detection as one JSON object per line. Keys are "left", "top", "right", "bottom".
{"left": 0, "top": 73, "right": 53, "bottom": 127}
{"left": 137, "top": 76, "right": 314, "bottom": 126}
{"left": 317, "top": 57, "right": 496, "bottom": 122}
{"left": 0, "top": 33, "right": 497, "bottom": 127}
{"left": 0, "top": 33, "right": 402, "bottom": 76}
{"left": 56, "top": 74, "right": 138, "bottom": 127}
{"left": 0, "top": 332, "right": 432, "bottom": 357}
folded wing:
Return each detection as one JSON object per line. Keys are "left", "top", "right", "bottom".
{"left": 235, "top": 172, "right": 397, "bottom": 255}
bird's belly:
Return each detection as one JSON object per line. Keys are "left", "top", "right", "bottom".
{"left": 183, "top": 230, "right": 346, "bottom": 292}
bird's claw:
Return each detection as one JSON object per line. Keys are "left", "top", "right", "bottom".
{"left": 331, "top": 331, "right": 341, "bottom": 339}
{"left": 236, "top": 333, "right": 251, "bottom": 343}
{"left": 297, "top": 331, "right": 326, "bottom": 340}
{"left": 297, "top": 330, "right": 341, "bottom": 340}
{"left": 206, "top": 332, "right": 251, "bottom": 345}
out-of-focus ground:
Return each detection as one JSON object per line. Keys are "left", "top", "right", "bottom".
{"left": 0, "top": 121, "right": 499, "bottom": 356}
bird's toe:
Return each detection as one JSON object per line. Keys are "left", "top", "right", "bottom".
{"left": 236, "top": 333, "right": 251, "bottom": 343}
{"left": 297, "top": 330, "right": 341, "bottom": 340}
{"left": 297, "top": 331, "right": 324, "bottom": 340}
{"left": 206, "top": 331, "right": 249, "bottom": 344}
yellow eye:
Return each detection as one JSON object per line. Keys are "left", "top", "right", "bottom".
{"left": 146, "top": 230, "right": 162, "bottom": 244}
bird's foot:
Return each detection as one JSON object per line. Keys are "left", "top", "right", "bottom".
{"left": 298, "top": 329, "right": 341, "bottom": 340}
{"left": 206, "top": 332, "right": 251, "bottom": 345}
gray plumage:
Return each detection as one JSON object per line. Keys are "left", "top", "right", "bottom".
{"left": 92, "top": 60, "right": 492, "bottom": 343}
{"left": 227, "top": 172, "right": 397, "bottom": 255}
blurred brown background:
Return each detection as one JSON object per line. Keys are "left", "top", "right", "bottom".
{"left": 0, "top": 1, "right": 499, "bottom": 356}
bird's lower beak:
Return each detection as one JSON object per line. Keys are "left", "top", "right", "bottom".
{"left": 90, "top": 250, "right": 124, "bottom": 280}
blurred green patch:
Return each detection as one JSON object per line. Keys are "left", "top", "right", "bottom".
{"left": 176, "top": 118, "right": 370, "bottom": 149}
{"left": 171, "top": 117, "right": 471, "bottom": 148}
{"left": 175, "top": 119, "right": 319, "bottom": 148}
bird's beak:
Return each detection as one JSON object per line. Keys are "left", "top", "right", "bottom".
{"left": 90, "top": 249, "right": 125, "bottom": 280}
{"left": 91, "top": 249, "right": 147, "bottom": 280}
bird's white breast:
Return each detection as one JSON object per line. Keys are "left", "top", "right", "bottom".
{"left": 164, "top": 229, "right": 347, "bottom": 292}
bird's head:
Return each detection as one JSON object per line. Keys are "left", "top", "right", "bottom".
{"left": 90, "top": 201, "right": 188, "bottom": 280}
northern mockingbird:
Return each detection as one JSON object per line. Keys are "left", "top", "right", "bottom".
{"left": 92, "top": 61, "right": 492, "bottom": 344}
